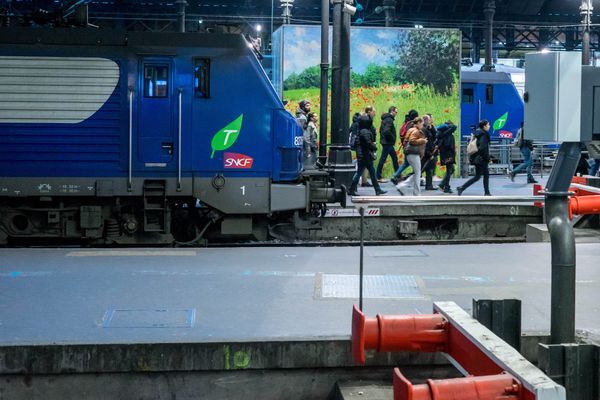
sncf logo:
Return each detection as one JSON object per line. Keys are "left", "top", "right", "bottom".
{"left": 224, "top": 152, "right": 254, "bottom": 169}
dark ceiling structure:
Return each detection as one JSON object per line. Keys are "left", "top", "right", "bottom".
{"left": 1, "top": 0, "right": 599, "bottom": 57}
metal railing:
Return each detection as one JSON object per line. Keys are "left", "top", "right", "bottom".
{"left": 459, "top": 141, "right": 559, "bottom": 178}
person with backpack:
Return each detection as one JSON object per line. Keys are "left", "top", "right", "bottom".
{"left": 349, "top": 115, "right": 387, "bottom": 197}
{"left": 457, "top": 119, "right": 492, "bottom": 196}
{"left": 376, "top": 106, "right": 400, "bottom": 183}
{"left": 436, "top": 121, "right": 457, "bottom": 193}
{"left": 508, "top": 122, "right": 537, "bottom": 184}
{"left": 390, "top": 109, "right": 419, "bottom": 184}
{"left": 397, "top": 117, "right": 427, "bottom": 196}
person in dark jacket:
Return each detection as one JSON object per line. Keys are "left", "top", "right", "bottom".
{"left": 509, "top": 122, "right": 537, "bottom": 184}
{"left": 349, "top": 112, "right": 369, "bottom": 186}
{"left": 376, "top": 106, "right": 400, "bottom": 182}
{"left": 435, "top": 121, "right": 457, "bottom": 193}
{"left": 457, "top": 119, "right": 492, "bottom": 196}
{"left": 349, "top": 115, "right": 387, "bottom": 196}
{"left": 422, "top": 114, "right": 437, "bottom": 190}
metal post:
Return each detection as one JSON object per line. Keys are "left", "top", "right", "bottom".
{"left": 330, "top": 0, "right": 342, "bottom": 144}
{"left": 359, "top": 206, "right": 365, "bottom": 311}
{"left": 327, "top": 0, "right": 355, "bottom": 188}
{"left": 382, "top": 0, "right": 396, "bottom": 27}
{"left": 177, "top": 88, "right": 183, "bottom": 191}
{"left": 480, "top": 0, "right": 496, "bottom": 72}
{"left": 581, "top": 0, "right": 593, "bottom": 66}
{"left": 175, "top": 0, "right": 187, "bottom": 33}
{"left": 319, "top": 0, "right": 329, "bottom": 162}
{"left": 128, "top": 87, "right": 133, "bottom": 192}
{"left": 544, "top": 142, "right": 581, "bottom": 344}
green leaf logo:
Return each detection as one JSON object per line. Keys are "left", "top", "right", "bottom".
{"left": 210, "top": 114, "right": 244, "bottom": 159}
{"left": 493, "top": 112, "right": 508, "bottom": 131}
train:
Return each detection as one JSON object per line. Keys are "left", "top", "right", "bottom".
{"left": 0, "top": 28, "right": 345, "bottom": 245}
{"left": 460, "top": 65, "right": 524, "bottom": 141}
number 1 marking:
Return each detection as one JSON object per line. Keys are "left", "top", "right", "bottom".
{"left": 240, "top": 186, "right": 246, "bottom": 196}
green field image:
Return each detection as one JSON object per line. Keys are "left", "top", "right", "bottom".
{"left": 284, "top": 84, "right": 459, "bottom": 178}
{"left": 280, "top": 27, "right": 462, "bottom": 179}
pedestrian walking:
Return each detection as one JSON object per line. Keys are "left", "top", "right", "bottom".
{"left": 436, "top": 121, "right": 457, "bottom": 193}
{"left": 457, "top": 119, "right": 492, "bottom": 196}
{"left": 349, "top": 115, "right": 387, "bottom": 196}
{"left": 509, "top": 123, "right": 538, "bottom": 184}
{"left": 376, "top": 106, "right": 400, "bottom": 183}
{"left": 397, "top": 117, "right": 427, "bottom": 196}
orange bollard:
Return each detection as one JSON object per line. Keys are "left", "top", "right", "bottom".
{"left": 569, "top": 195, "right": 600, "bottom": 220}
{"left": 532, "top": 184, "right": 544, "bottom": 209}
{"left": 393, "top": 368, "right": 522, "bottom": 400}
{"left": 352, "top": 305, "right": 447, "bottom": 364}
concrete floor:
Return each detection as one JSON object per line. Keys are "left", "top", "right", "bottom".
{"left": 0, "top": 242, "right": 598, "bottom": 346}
{"left": 355, "top": 174, "right": 546, "bottom": 197}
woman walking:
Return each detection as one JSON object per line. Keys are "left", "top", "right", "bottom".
{"left": 397, "top": 117, "right": 427, "bottom": 196}
{"left": 457, "top": 119, "right": 492, "bottom": 196}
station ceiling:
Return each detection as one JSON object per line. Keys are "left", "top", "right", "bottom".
{"left": 0, "top": 0, "right": 594, "bottom": 29}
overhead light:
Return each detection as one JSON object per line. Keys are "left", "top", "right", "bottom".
{"left": 198, "top": 18, "right": 203, "bottom": 24}
{"left": 255, "top": 24, "right": 262, "bottom": 32}
{"left": 541, "top": 48, "right": 551, "bottom": 53}
{"left": 414, "top": 24, "right": 423, "bottom": 29}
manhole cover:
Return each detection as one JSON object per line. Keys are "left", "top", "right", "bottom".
{"left": 318, "top": 274, "right": 423, "bottom": 299}
{"left": 102, "top": 309, "right": 196, "bottom": 328}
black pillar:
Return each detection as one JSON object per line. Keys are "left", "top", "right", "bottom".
{"left": 481, "top": 0, "right": 495, "bottom": 72}
{"left": 545, "top": 142, "right": 581, "bottom": 344}
{"left": 581, "top": 0, "right": 593, "bottom": 65}
{"left": 382, "top": 0, "right": 396, "bottom": 27}
{"left": 328, "top": 0, "right": 354, "bottom": 188}
{"left": 319, "top": 0, "right": 329, "bottom": 162}
{"left": 471, "top": 27, "right": 482, "bottom": 65}
{"left": 175, "top": 0, "right": 187, "bottom": 33}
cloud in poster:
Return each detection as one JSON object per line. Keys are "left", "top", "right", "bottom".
{"left": 376, "top": 31, "right": 395, "bottom": 40}
{"left": 358, "top": 43, "right": 378, "bottom": 61}
{"left": 284, "top": 38, "right": 321, "bottom": 79}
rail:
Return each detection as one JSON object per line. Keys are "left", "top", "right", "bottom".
{"left": 177, "top": 88, "right": 183, "bottom": 192}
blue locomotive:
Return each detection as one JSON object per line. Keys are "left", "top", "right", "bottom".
{"left": 460, "top": 64, "right": 525, "bottom": 140}
{"left": 460, "top": 69, "right": 524, "bottom": 141}
{"left": 0, "top": 28, "right": 343, "bottom": 244}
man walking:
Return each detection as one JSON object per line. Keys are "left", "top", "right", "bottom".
{"left": 376, "top": 106, "right": 400, "bottom": 183}
{"left": 509, "top": 122, "right": 538, "bottom": 184}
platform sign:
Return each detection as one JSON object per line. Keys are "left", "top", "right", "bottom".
{"left": 325, "top": 208, "right": 380, "bottom": 218}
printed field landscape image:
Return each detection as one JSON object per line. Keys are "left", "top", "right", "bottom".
{"left": 273, "top": 26, "right": 461, "bottom": 177}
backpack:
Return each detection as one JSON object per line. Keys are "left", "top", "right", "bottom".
{"left": 514, "top": 128, "right": 523, "bottom": 148}
{"left": 399, "top": 121, "right": 412, "bottom": 141}
{"left": 466, "top": 134, "right": 479, "bottom": 156}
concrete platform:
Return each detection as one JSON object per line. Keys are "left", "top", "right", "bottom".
{"left": 1, "top": 243, "right": 597, "bottom": 399}
{"left": 0, "top": 242, "right": 598, "bottom": 346}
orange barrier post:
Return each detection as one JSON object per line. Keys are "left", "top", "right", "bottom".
{"left": 352, "top": 305, "right": 447, "bottom": 364}
{"left": 569, "top": 195, "right": 600, "bottom": 220}
{"left": 393, "top": 369, "right": 522, "bottom": 400}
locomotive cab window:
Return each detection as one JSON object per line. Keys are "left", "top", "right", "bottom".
{"left": 462, "top": 88, "right": 474, "bottom": 104}
{"left": 485, "top": 84, "right": 494, "bottom": 104}
{"left": 194, "top": 58, "right": 211, "bottom": 99}
{"left": 144, "top": 65, "right": 169, "bottom": 98}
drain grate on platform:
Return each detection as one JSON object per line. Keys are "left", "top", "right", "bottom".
{"left": 317, "top": 274, "right": 423, "bottom": 299}
{"left": 102, "top": 309, "right": 196, "bottom": 328}
{"left": 366, "top": 249, "right": 428, "bottom": 258}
